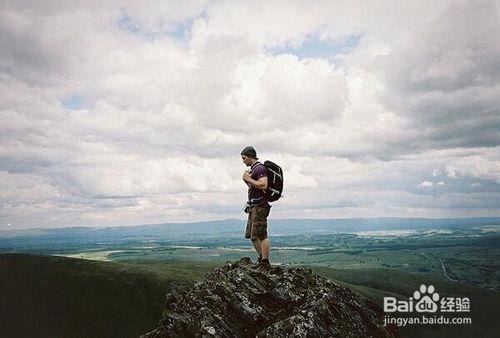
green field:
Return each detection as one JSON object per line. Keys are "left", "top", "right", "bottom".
{"left": 0, "top": 253, "right": 220, "bottom": 338}
{"left": 45, "top": 226, "right": 499, "bottom": 292}
{"left": 1, "top": 253, "right": 499, "bottom": 338}
{"left": 1, "top": 224, "right": 499, "bottom": 337}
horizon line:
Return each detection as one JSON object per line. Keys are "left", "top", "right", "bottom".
{"left": 2, "top": 215, "right": 500, "bottom": 232}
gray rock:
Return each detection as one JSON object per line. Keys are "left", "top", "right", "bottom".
{"left": 141, "top": 257, "right": 398, "bottom": 338}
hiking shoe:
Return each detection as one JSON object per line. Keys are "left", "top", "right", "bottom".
{"left": 256, "top": 259, "right": 271, "bottom": 272}
{"left": 251, "top": 256, "right": 262, "bottom": 269}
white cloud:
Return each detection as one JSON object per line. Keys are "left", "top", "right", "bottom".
{"left": 444, "top": 148, "right": 500, "bottom": 183}
{"left": 1, "top": 0, "right": 499, "bottom": 229}
{"left": 432, "top": 169, "right": 442, "bottom": 177}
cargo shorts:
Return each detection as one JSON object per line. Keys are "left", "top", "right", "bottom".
{"left": 245, "top": 203, "right": 271, "bottom": 240}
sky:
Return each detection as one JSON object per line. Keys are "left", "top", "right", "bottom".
{"left": 1, "top": 0, "right": 499, "bottom": 230}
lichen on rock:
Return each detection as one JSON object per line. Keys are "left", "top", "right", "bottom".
{"left": 141, "top": 257, "right": 398, "bottom": 338}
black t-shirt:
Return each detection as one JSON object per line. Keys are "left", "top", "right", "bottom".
{"left": 248, "top": 162, "right": 269, "bottom": 205}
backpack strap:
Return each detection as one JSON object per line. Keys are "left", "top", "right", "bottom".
{"left": 250, "top": 161, "right": 263, "bottom": 172}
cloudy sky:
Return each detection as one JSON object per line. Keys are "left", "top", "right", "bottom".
{"left": 1, "top": 1, "right": 499, "bottom": 229}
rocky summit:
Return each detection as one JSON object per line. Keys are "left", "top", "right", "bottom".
{"left": 141, "top": 257, "right": 398, "bottom": 338}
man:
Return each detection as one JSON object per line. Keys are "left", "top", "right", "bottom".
{"left": 241, "top": 145, "right": 272, "bottom": 270}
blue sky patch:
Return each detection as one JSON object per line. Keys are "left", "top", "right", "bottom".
{"left": 267, "top": 35, "right": 360, "bottom": 61}
{"left": 167, "top": 18, "right": 195, "bottom": 40}
{"left": 118, "top": 13, "right": 157, "bottom": 40}
{"left": 118, "top": 12, "right": 201, "bottom": 42}
{"left": 118, "top": 14, "right": 141, "bottom": 35}
{"left": 62, "top": 94, "right": 88, "bottom": 110}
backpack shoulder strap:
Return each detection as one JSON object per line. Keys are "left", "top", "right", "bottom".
{"left": 250, "top": 161, "right": 263, "bottom": 171}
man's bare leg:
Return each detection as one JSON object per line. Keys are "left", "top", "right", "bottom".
{"left": 251, "top": 238, "right": 261, "bottom": 256}
{"left": 260, "top": 238, "right": 270, "bottom": 260}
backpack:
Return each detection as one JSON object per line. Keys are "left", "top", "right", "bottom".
{"left": 263, "top": 160, "right": 284, "bottom": 202}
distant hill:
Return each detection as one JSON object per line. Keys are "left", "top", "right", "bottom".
{"left": 0, "top": 253, "right": 219, "bottom": 338}
{"left": 1, "top": 217, "right": 499, "bottom": 252}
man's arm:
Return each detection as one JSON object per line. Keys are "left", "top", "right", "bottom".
{"left": 242, "top": 173, "right": 268, "bottom": 190}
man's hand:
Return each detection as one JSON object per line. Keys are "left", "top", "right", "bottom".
{"left": 242, "top": 172, "right": 252, "bottom": 182}
{"left": 243, "top": 172, "right": 268, "bottom": 191}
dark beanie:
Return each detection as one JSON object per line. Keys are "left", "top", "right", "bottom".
{"left": 241, "top": 145, "right": 258, "bottom": 159}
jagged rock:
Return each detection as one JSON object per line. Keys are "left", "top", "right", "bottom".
{"left": 141, "top": 257, "right": 398, "bottom": 338}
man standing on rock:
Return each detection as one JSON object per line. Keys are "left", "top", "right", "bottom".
{"left": 241, "top": 146, "right": 272, "bottom": 270}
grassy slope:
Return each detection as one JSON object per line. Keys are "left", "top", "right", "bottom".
{"left": 1, "top": 253, "right": 499, "bottom": 338}
{"left": 313, "top": 266, "right": 500, "bottom": 338}
{"left": 0, "top": 253, "right": 220, "bottom": 338}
